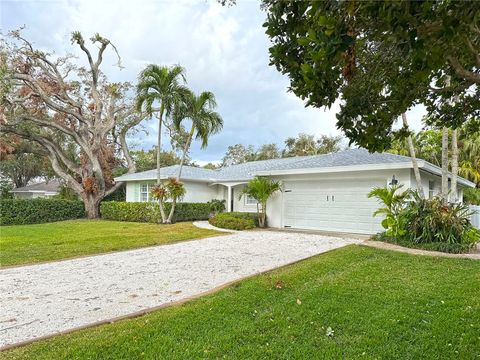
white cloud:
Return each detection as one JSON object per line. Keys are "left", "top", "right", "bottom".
{"left": 3, "top": 0, "right": 427, "bottom": 162}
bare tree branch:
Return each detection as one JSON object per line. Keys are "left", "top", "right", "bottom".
{"left": 447, "top": 55, "right": 480, "bottom": 84}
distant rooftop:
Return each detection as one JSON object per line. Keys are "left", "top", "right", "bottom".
{"left": 12, "top": 180, "right": 61, "bottom": 193}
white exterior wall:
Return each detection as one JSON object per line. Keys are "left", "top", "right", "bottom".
{"left": 231, "top": 184, "right": 257, "bottom": 213}
{"left": 125, "top": 180, "right": 219, "bottom": 203}
{"left": 13, "top": 192, "right": 57, "bottom": 199}
{"left": 412, "top": 170, "right": 464, "bottom": 202}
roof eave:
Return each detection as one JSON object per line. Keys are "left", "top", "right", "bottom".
{"left": 113, "top": 175, "right": 212, "bottom": 184}
{"left": 254, "top": 162, "right": 415, "bottom": 176}
{"left": 421, "top": 163, "right": 475, "bottom": 188}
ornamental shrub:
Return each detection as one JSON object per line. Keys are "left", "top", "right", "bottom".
{"left": 208, "top": 212, "right": 256, "bottom": 230}
{"left": 0, "top": 199, "right": 85, "bottom": 225}
{"left": 100, "top": 201, "right": 212, "bottom": 223}
{"left": 400, "top": 194, "right": 479, "bottom": 250}
{"left": 370, "top": 188, "right": 480, "bottom": 253}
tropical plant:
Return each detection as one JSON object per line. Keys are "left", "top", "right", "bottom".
{"left": 239, "top": 177, "right": 281, "bottom": 228}
{"left": 173, "top": 91, "right": 223, "bottom": 179}
{"left": 207, "top": 199, "right": 226, "bottom": 216}
{"left": 368, "top": 185, "right": 411, "bottom": 237}
{"left": 136, "top": 64, "right": 189, "bottom": 223}
{"left": 169, "top": 90, "right": 223, "bottom": 223}
{"left": 164, "top": 177, "right": 186, "bottom": 221}
{"left": 400, "top": 193, "right": 479, "bottom": 251}
{"left": 149, "top": 177, "right": 186, "bottom": 221}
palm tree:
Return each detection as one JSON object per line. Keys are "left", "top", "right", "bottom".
{"left": 401, "top": 113, "right": 425, "bottom": 199}
{"left": 173, "top": 90, "right": 223, "bottom": 179}
{"left": 167, "top": 91, "right": 223, "bottom": 223}
{"left": 368, "top": 185, "right": 411, "bottom": 236}
{"left": 239, "top": 177, "right": 282, "bottom": 228}
{"left": 460, "top": 130, "right": 480, "bottom": 187}
{"left": 136, "top": 64, "right": 189, "bottom": 223}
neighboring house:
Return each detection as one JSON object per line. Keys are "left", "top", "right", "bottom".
{"left": 114, "top": 149, "right": 475, "bottom": 234}
{"left": 12, "top": 180, "right": 61, "bottom": 199}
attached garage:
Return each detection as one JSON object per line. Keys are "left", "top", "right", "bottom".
{"left": 282, "top": 179, "right": 385, "bottom": 234}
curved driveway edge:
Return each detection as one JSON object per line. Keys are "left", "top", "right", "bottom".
{"left": 362, "top": 240, "right": 480, "bottom": 260}
{"left": 0, "top": 231, "right": 359, "bottom": 348}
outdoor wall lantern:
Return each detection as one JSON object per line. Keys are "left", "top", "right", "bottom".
{"left": 389, "top": 175, "right": 399, "bottom": 186}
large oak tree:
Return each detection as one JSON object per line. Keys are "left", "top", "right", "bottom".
{"left": 1, "top": 31, "right": 143, "bottom": 217}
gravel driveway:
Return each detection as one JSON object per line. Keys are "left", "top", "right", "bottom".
{"left": 0, "top": 229, "right": 359, "bottom": 348}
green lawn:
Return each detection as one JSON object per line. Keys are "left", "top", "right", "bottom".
{"left": 3, "top": 246, "right": 479, "bottom": 359}
{"left": 0, "top": 220, "right": 221, "bottom": 267}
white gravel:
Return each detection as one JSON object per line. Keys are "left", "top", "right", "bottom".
{"left": 0, "top": 230, "right": 359, "bottom": 348}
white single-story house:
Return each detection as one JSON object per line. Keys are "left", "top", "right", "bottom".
{"left": 114, "top": 149, "right": 475, "bottom": 234}
{"left": 11, "top": 180, "right": 61, "bottom": 199}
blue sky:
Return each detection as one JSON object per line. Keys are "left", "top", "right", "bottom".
{"left": 2, "top": 0, "right": 425, "bottom": 164}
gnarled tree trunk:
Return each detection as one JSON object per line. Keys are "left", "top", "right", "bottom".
{"left": 83, "top": 194, "right": 102, "bottom": 219}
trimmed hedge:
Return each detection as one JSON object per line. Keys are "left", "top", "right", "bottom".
{"left": 209, "top": 212, "right": 257, "bottom": 230}
{"left": 227, "top": 212, "right": 259, "bottom": 226}
{"left": 100, "top": 201, "right": 212, "bottom": 223}
{"left": 0, "top": 199, "right": 85, "bottom": 225}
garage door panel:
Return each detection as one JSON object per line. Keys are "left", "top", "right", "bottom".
{"left": 283, "top": 180, "right": 383, "bottom": 234}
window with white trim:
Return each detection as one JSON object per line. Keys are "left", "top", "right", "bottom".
{"left": 245, "top": 194, "right": 257, "bottom": 205}
{"left": 140, "top": 183, "right": 148, "bottom": 202}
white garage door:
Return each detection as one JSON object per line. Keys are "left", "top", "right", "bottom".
{"left": 283, "top": 179, "right": 384, "bottom": 234}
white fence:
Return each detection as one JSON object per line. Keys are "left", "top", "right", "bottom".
{"left": 471, "top": 206, "right": 480, "bottom": 229}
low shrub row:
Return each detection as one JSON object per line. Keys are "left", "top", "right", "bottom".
{"left": 100, "top": 201, "right": 214, "bottom": 223}
{"left": 208, "top": 212, "right": 257, "bottom": 231}
{"left": 0, "top": 198, "right": 85, "bottom": 225}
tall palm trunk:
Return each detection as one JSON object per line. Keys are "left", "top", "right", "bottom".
{"left": 451, "top": 128, "right": 458, "bottom": 203}
{"left": 177, "top": 124, "right": 195, "bottom": 180}
{"left": 157, "top": 105, "right": 167, "bottom": 223}
{"left": 402, "top": 113, "right": 424, "bottom": 199}
{"left": 441, "top": 126, "right": 449, "bottom": 203}
{"left": 167, "top": 125, "right": 195, "bottom": 223}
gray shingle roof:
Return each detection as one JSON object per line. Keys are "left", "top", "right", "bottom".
{"left": 114, "top": 165, "right": 218, "bottom": 182}
{"left": 12, "top": 180, "right": 61, "bottom": 193}
{"left": 115, "top": 149, "right": 414, "bottom": 183}
{"left": 258, "top": 148, "right": 412, "bottom": 172}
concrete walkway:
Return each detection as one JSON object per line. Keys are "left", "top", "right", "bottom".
{"left": 0, "top": 230, "right": 358, "bottom": 348}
